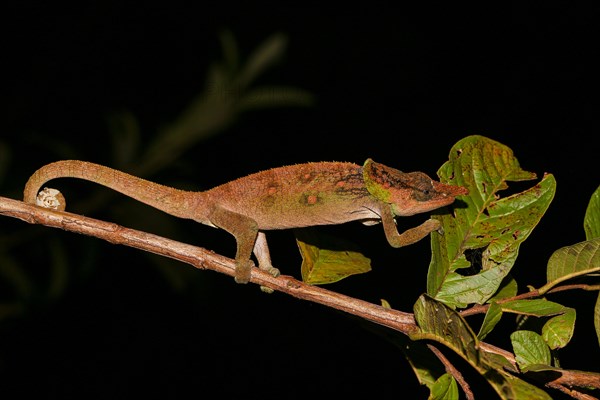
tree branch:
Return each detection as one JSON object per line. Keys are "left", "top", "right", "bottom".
{"left": 0, "top": 196, "right": 417, "bottom": 333}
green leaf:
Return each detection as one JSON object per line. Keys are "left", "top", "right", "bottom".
{"left": 478, "top": 301, "right": 503, "bottom": 340}
{"left": 501, "top": 299, "right": 576, "bottom": 349}
{"left": 542, "top": 308, "right": 576, "bottom": 350}
{"left": 487, "top": 275, "right": 518, "bottom": 302}
{"left": 429, "top": 373, "right": 459, "bottom": 400}
{"left": 510, "top": 330, "right": 552, "bottom": 372}
{"left": 476, "top": 277, "right": 517, "bottom": 340}
{"left": 480, "top": 299, "right": 576, "bottom": 348}
{"left": 545, "top": 238, "right": 600, "bottom": 290}
{"left": 429, "top": 135, "right": 556, "bottom": 308}
{"left": 295, "top": 228, "right": 371, "bottom": 284}
{"left": 500, "top": 299, "right": 568, "bottom": 317}
{"left": 413, "top": 294, "right": 480, "bottom": 366}
{"left": 585, "top": 186, "right": 600, "bottom": 347}
{"left": 584, "top": 184, "right": 600, "bottom": 240}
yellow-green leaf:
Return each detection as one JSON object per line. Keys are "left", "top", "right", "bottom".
{"left": 478, "top": 301, "right": 503, "bottom": 340}
{"left": 500, "top": 299, "right": 568, "bottom": 317}
{"left": 583, "top": 185, "right": 600, "bottom": 347}
{"left": 510, "top": 330, "right": 552, "bottom": 372}
{"left": 487, "top": 275, "right": 518, "bottom": 302}
{"left": 429, "top": 373, "right": 459, "bottom": 400}
{"left": 502, "top": 299, "right": 575, "bottom": 350}
{"left": 584, "top": 184, "right": 600, "bottom": 240}
{"left": 542, "top": 308, "right": 576, "bottom": 350}
{"left": 295, "top": 229, "right": 371, "bottom": 285}
{"left": 545, "top": 238, "right": 600, "bottom": 288}
{"left": 479, "top": 299, "right": 575, "bottom": 347}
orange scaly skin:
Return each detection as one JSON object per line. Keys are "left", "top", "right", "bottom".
{"left": 23, "top": 159, "right": 468, "bottom": 285}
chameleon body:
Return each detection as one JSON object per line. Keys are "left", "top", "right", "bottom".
{"left": 23, "top": 159, "right": 468, "bottom": 285}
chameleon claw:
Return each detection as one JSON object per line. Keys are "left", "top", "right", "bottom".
{"left": 265, "top": 266, "right": 280, "bottom": 278}
{"left": 260, "top": 285, "right": 275, "bottom": 294}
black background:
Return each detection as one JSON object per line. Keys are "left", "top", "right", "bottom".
{"left": 1, "top": 3, "right": 599, "bottom": 399}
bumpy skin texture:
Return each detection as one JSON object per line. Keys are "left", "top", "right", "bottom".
{"left": 24, "top": 159, "right": 468, "bottom": 284}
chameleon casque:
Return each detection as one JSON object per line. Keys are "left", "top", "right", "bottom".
{"left": 23, "top": 159, "right": 468, "bottom": 285}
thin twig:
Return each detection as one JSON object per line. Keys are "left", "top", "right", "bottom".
{"left": 460, "top": 283, "right": 600, "bottom": 318}
{"left": 427, "top": 343, "right": 475, "bottom": 400}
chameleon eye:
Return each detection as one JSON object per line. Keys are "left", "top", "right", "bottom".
{"left": 413, "top": 180, "right": 435, "bottom": 201}
{"left": 413, "top": 190, "right": 430, "bottom": 201}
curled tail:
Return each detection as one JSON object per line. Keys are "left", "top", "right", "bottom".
{"left": 23, "top": 160, "right": 199, "bottom": 219}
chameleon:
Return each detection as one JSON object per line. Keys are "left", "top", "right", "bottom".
{"left": 23, "top": 159, "right": 468, "bottom": 285}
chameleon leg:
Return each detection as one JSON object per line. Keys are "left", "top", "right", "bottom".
{"left": 208, "top": 206, "right": 259, "bottom": 284}
{"left": 380, "top": 206, "right": 442, "bottom": 248}
{"left": 253, "top": 232, "right": 280, "bottom": 277}
{"left": 253, "top": 232, "right": 281, "bottom": 294}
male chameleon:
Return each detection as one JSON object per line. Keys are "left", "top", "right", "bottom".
{"left": 23, "top": 159, "right": 468, "bottom": 285}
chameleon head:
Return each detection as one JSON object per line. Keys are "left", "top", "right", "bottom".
{"left": 362, "top": 159, "right": 468, "bottom": 217}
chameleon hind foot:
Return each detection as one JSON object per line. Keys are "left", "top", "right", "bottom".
{"left": 259, "top": 265, "right": 280, "bottom": 294}
{"left": 263, "top": 266, "right": 280, "bottom": 277}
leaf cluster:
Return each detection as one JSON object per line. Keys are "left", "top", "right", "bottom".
{"left": 300, "top": 135, "right": 600, "bottom": 399}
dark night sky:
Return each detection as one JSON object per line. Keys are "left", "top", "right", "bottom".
{"left": 1, "top": 3, "right": 599, "bottom": 399}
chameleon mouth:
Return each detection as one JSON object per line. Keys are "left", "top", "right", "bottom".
{"left": 450, "top": 185, "right": 469, "bottom": 196}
